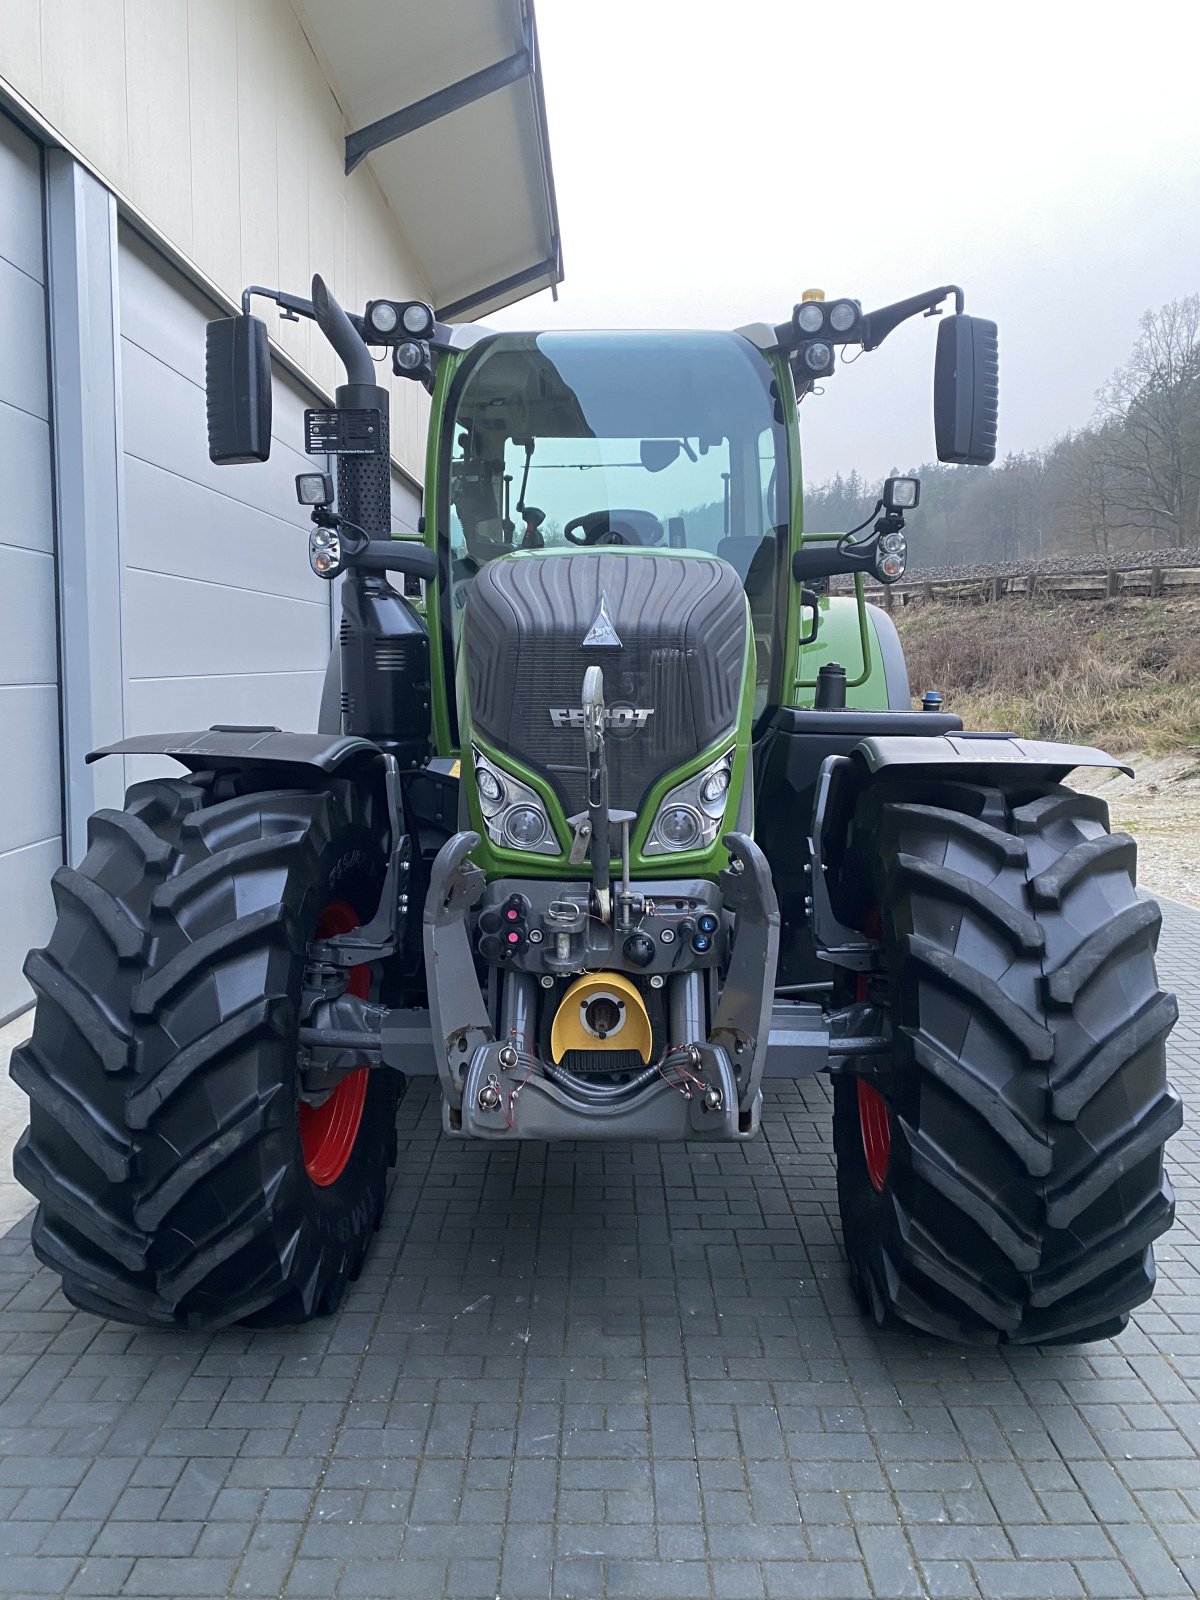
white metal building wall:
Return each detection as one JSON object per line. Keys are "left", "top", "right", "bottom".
{"left": 117, "top": 229, "right": 335, "bottom": 754}
{"left": 116, "top": 229, "right": 423, "bottom": 772}
{"left": 0, "top": 147, "right": 425, "bottom": 1018}
{"left": 0, "top": 113, "right": 58, "bottom": 1022}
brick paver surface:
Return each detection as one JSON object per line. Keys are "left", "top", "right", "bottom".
{"left": 0, "top": 899, "right": 1197, "bottom": 1600}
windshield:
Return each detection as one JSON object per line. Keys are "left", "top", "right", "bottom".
{"left": 442, "top": 330, "right": 789, "bottom": 717}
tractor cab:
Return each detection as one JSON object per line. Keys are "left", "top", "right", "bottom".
{"left": 438, "top": 329, "right": 790, "bottom": 724}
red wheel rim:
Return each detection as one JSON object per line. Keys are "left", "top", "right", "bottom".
{"left": 299, "top": 900, "right": 370, "bottom": 1187}
{"left": 855, "top": 906, "right": 889, "bottom": 1191}
{"left": 857, "top": 1078, "right": 891, "bottom": 1192}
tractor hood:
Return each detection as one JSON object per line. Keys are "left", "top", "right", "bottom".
{"left": 464, "top": 549, "right": 749, "bottom": 818}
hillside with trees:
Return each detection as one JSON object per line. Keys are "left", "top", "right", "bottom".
{"left": 804, "top": 295, "right": 1200, "bottom": 565}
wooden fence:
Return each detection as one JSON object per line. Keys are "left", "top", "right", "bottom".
{"left": 876, "top": 564, "right": 1200, "bottom": 610}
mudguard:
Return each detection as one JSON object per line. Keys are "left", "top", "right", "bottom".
{"left": 87, "top": 726, "right": 380, "bottom": 773}
{"left": 851, "top": 733, "right": 1134, "bottom": 779}
{"left": 806, "top": 734, "right": 1133, "bottom": 971}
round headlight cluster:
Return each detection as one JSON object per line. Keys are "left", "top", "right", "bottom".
{"left": 647, "top": 748, "right": 736, "bottom": 854}
{"left": 803, "top": 341, "right": 833, "bottom": 373}
{"left": 793, "top": 298, "right": 860, "bottom": 338}
{"left": 472, "top": 748, "right": 557, "bottom": 855}
{"left": 876, "top": 532, "right": 908, "bottom": 582}
{"left": 308, "top": 527, "right": 341, "bottom": 577}
{"left": 366, "top": 300, "right": 435, "bottom": 340}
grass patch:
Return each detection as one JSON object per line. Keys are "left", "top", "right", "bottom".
{"left": 895, "top": 596, "right": 1200, "bottom": 753}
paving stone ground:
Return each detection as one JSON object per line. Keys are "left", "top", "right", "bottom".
{"left": 0, "top": 899, "right": 1197, "bottom": 1600}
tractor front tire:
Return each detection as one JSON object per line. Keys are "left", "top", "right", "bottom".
{"left": 833, "top": 778, "right": 1180, "bottom": 1345}
{"left": 12, "top": 773, "right": 401, "bottom": 1330}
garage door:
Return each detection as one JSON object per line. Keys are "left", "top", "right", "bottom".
{"left": 118, "top": 228, "right": 336, "bottom": 756}
{"left": 0, "top": 114, "right": 58, "bottom": 1023}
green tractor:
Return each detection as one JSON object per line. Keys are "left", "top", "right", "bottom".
{"left": 12, "top": 275, "right": 1180, "bottom": 1343}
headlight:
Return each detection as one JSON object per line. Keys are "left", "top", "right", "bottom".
{"left": 646, "top": 747, "right": 736, "bottom": 855}
{"left": 472, "top": 748, "right": 559, "bottom": 855}
{"left": 295, "top": 472, "right": 333, "bottom": 507}
{"left": 477, "top": 767, "right": 505, "bottom": 805}
{"left": 504, "top": 806, "right": 547, "bottom": 848}
{"left": 402, "top": 302, "right": 435, "bottom": 336}
{"left": 876, "top": 538, "right": 907, "bottom": 582}
{"left": 699, "top": 764, "right": 731, "bottom": 809}
{"left": 394, "top": 340, "right": 426, "bottom": 372}
{"left": 795, "top": 302, "right": 825, "bottom": 334}
{"left": 367, "top": 301, "right": 399, "bottom": 335}
{"left": 803, "top": 341, "right": 833, "bottom": 372}
{"left": 308, "top": 527, "right": 341, "bottom": 577}
{"left": 828, "top": 299, "right": 859, "bottom": 334}
{"left": 883, "top": 475, "right": 921, "bottom": 510}
{"left": 657, "top": 806, "right": 701, "bottom": 849}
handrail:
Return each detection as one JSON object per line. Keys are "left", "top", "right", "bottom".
{"left": 792, "top": 533, "right": 873, "bottom": 691}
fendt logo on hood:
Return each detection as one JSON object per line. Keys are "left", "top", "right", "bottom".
{"left": 549, "top": 706, "right": 654, "bottom": 733}
{"left": 581, "top": 593, "right": 622, "bottom": 650}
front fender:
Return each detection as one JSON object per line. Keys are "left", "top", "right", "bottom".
{"left": 87, "top": 726, "right": 380, "bottom": 775}
{"left": 806, "top": 735, "right": 1133, "bottom": 971}
{"left": 851, "top": 732, "right": 1133, "bottom": 780}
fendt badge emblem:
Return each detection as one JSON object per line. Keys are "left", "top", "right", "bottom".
{"left": 581, "top": 592, "right": 622, "bottom": 649}
{"left": 549, "top": 706, "right": 654, "bottom": 732}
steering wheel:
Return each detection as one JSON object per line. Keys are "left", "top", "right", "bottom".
{"left": 563, "top": 509, "right": 664, "bottom": 546}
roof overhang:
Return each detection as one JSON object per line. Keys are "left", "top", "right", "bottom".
{"left": 294, "top": 0, "right": 562, "bottom": 322}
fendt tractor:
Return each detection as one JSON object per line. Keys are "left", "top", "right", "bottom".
{"left": 12, "top": 275, "right": 1180, "bottom": 1345}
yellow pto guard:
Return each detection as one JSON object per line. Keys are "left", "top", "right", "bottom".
{"left": 550, "top": 971, "right": 653, "bottom": 1064}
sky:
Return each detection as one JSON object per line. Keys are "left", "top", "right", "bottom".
{"left": 492, "top": 0, "right": 1200, "bottom": 486}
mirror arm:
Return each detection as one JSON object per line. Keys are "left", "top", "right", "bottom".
{"left": 240, "top": 284, "right": 376, "bottom": 354}
{"left": 860, "top": 284, "right": 964, "bottom": 352}
{"left": 241, "top": 284, "right": 317, "bottom": 323}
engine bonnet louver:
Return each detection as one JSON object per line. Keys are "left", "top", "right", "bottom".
{"left": 464, "top": 552, "right": 747, "bottom": 818}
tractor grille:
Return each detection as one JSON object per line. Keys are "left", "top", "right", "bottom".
{"left": 465, "top": 552, "right": 747, "bottom": 817}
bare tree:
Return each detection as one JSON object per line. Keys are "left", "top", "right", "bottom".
{"left": 1058, "top": 428, "right": 1121, "bottom": 555}
{"left": 1095, "top": 295, "right": 1200, "bottom": 547}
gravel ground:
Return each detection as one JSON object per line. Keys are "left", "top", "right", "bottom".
{"left": 1071, "top": 755, "right": 1200, "bottom": 910}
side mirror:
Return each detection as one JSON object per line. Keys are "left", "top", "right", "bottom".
{"left": 934, "top": 314, "right": 998, "bottom": 466}
{"left": 205, "top": 315, "right": 272, "bottom": 464}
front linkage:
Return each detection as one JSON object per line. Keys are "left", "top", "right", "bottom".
{"left": 423, "top": 826, "right": 779, "bottom": 1141}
